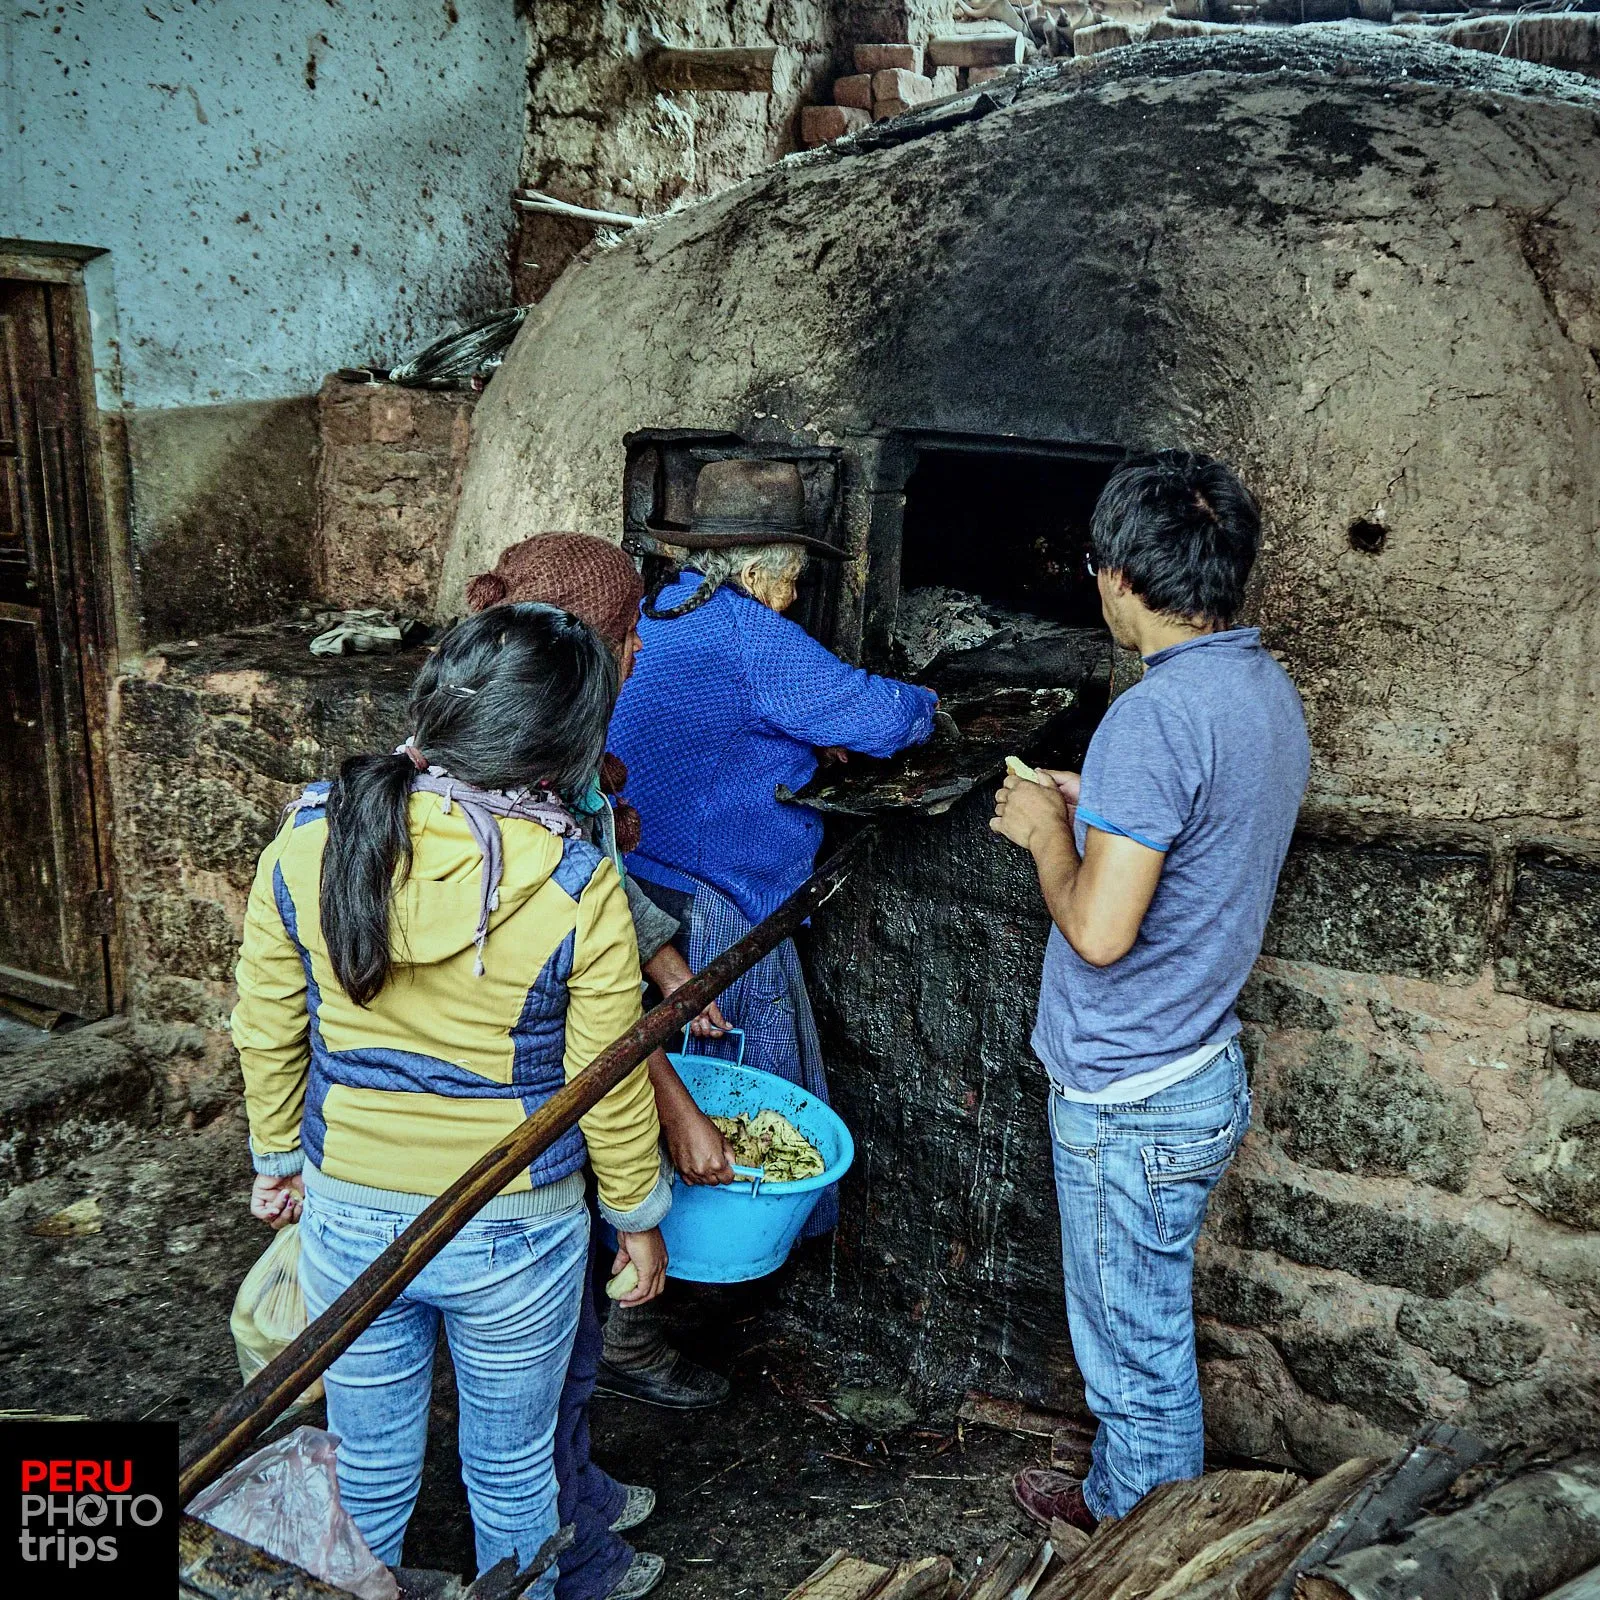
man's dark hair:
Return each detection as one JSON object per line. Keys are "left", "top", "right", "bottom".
{"left": 1089, "top": 451, "right": 1260, "bottom": 626}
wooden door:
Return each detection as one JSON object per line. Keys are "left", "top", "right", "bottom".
{"left": 0, "top": 278, "right": 112, "bottom": 1017}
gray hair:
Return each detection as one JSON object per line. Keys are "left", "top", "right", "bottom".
{"left": 665, "top": 542, "right": 806, "bottom": 592}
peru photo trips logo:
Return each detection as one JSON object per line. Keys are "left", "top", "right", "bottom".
{"left": 2, "top": 1421, "right": 177, "bottom": 1592}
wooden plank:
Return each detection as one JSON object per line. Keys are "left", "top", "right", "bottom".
{"left": 178, "top": 1515, "right": 354, "bottom": 1598}
{"left": 1144, "top": 1456, "right": 1384, "bottom": 1600}
{"left": 1300, "top": 1453, "right": 1600, "bottom": 1600}
{"left": 955, "top": 1538, "right": 1019, "bottom": 1600}
{"left": 925, "top": 33, "right": 1025, "bottom": 68}
{"left": 177, "top": 834, "right": 871, "bottom": 1502}
{"left": 1033, "top": 1471, "right": 1303, "bottom": 1600}
{"left": 779, "top": 1550, "right": 894, "bottom": 1600}
{"left": 1048, "top": 1518, "right": 1091, "bottom": 1565}
{"left": 968, "top": 1541, "right": 1042, "bottom": 1600}
{"left": 1265, "top": 1422, "right": 1488, "bottom": 1600}
{"left": 878, "top": 1556, "right": 957, "bottom": 1600}
{"left": 1005, "top": 1540, "right": 1055, "bottom": 1600}
{"left": 649, "top": 46, "right": 776, "bottom": 93}
{"left": 958, "top": 1391, "right": 1092, "bottom": 1440}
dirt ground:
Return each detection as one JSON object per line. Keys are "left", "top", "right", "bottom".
{"left": 0, "top": 1107, "right": 1047, "bottom": 1595}
{"left": 405, "top": 1312, "right": 1049, "bottom": 1591}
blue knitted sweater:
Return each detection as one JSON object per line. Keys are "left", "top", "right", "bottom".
{"left": 611, "top": 575, "right": 938, "bottom": 922}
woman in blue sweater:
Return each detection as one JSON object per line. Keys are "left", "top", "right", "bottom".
{"left": 610, "top": 459, "right": 937, "bottom": 1246}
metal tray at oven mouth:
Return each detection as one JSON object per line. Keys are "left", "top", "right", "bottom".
{"left": 775, "top": 685, "right": 1078, "bottom": 818}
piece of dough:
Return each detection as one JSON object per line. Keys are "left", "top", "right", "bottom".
{"left": 1005, "top": 754, "right": 1044, "bottom": 784}
{"left": 606, "top": 1261, "right": 640, "bottom": 1300}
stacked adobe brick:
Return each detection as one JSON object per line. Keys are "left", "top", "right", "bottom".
{"left": 314, "top": 376, "right": 477, "bottom": 616}
{"left": 801, "top": 35, "right": 1026, "bottom": 148}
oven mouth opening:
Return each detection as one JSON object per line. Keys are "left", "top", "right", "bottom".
{"left": 890, "top": 439, "right": 1119, "bottom": 697}
{"left": 787, "top": 434, "right": 1122, "bottom": 817}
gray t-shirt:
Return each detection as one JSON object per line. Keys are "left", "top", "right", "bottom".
{"left": 1032, "top": 627, "right": 1310, "bottom": 1094}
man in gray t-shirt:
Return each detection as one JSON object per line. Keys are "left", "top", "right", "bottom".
{"left": 991, "top": 452, "right": 1309, "bottom": 1532}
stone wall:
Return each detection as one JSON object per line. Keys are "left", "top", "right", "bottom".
{"left": 516, "top": 1, "right": 950, "bottom": 300}
{"left": 316, "top": 378, "right": 478, "bottom": 615}
{"left": 111, "top": 634, "right": 419, "bottom": 1114}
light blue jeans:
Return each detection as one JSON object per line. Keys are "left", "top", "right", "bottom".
{"left": 1048, "top": 1039, "right": 1250, "bottom": 1520}
{"left": 299, "top": 1189, "right": 588, "bottom": 1585}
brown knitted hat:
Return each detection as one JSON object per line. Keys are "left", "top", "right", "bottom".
{"left": 465, "top": 534, "right": 647, "bottom": 650}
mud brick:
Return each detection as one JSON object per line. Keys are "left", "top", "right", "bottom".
{"left": 854, "top": 43, "right": 920, "bottom": 72}
{"left": 873, "top": 98, "right": 912, "bottom": 121}
{"left": 925, "top": 32, "right": 1026, "bottom": 67}
{"left": 833, "top": 72, "right": 873, "bottom": 109}
{"left": 873, "top": 67, "right": 934, "bottom": 107}
{"left": 1072, "top": 21, "right": 1134, "bottom": 55}
{"left": 800, "top": 104, "right": 871, "bottom": 146}
{"left": 967, "top": 64, "right": 1009, "bottom": 85}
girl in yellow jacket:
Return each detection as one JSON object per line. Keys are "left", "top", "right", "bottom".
{"left": 232, "top": 603, "right": 669, "bottom": 1588}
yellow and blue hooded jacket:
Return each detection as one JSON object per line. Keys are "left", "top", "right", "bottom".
{"left": 231, "top": 782, "right": 670, "bottom": 1231}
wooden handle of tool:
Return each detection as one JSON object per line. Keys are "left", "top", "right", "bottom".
{"left": 178, "top": 831, "right": 870, "bottom": 1503}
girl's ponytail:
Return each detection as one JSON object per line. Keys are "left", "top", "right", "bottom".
{"left": 321, "top": 751, "right": 416, "bottom": 1006}
{"left": 316, "top": 602, "right": 618, "bottom": 1006}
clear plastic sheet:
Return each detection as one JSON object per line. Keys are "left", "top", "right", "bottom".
{"left": 188, "top": 1425, "right": 398, "bottom": 1600}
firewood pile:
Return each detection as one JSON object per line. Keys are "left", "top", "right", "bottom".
{"left": 781, "top": 1425, "right": 1600, "bottom": 1600}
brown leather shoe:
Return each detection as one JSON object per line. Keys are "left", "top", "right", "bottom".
{"left": 1012, "top": 1467, "right": 1099, "bottom": 1534}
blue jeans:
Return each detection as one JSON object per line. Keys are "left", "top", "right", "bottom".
{"left": 299, "top": 1190, "right": 588, "bottom": 1585}
{"left": 553, "top": 1232, "right": 631, "bottom": 1600}
{"left": 1047, "top": 1040, "right": 1250, "bottom": 1521}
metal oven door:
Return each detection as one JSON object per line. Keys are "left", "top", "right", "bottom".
{"left": 622, "top": 429, "right": 845, "bottom": 647}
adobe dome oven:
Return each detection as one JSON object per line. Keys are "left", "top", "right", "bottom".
{"left": 446, "top": 32, "right": 1600, "bottom": 1472}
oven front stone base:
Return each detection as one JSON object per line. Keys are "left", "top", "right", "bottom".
{"left": 798, "top": 791, "right": 1600, "bottom": 1472}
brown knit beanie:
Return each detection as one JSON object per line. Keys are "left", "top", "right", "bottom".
{"left": 465, "top": 533, "right": 646, "bottom": 651}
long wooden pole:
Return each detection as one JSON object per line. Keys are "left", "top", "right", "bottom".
{"left": 179, "top": 831, "right": 870, "bottom": 1503}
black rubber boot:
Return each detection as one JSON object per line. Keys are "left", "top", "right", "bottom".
{"left": 597, "top": 1301, "right": 730, "bottom": 1409}
{"left": 593, "top": 1352, "right": 731, "bottom": 1410}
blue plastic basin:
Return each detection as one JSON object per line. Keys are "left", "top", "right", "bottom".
{"left": 657, "top": 1036, "right": 854, "bottom": 1283}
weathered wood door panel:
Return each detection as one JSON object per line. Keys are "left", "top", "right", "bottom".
{"left": 0, "top": 277, "right": 111, "bottom": 1017}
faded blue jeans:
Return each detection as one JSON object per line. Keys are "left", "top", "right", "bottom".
{"left": 1048, "top": 1039, "right": 1250, "bottom": 1521}
{"left": 299, "top": 1188, "right": 588, "bottom": 1585}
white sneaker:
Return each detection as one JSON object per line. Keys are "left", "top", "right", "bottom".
{"left": 607, "top": 1551, "right": 665, "bottom": 1600}
{"left": 610, "top": 1484, "right": 656, "bottom": 1534}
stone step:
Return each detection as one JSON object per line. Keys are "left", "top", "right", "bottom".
{"left": 0, "top": 1021, "right": 160, "bottom": 1199}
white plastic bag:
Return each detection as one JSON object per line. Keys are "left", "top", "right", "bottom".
{"left": 230, "top": 1223, "right": 324, "bottom": 1406}
{"left": 188, "top": 1425, "right": 398, "bottom": 1600}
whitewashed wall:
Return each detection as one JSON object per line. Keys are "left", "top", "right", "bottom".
{"left": 0, "top": 0, "right": 528, "bottom": 407}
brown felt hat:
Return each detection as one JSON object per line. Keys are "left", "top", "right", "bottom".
{"left": 644, "top": 458, "right": 842, "bottom": 560}
{"left": 464, "top": 533, "right": 646, "bottom": 649}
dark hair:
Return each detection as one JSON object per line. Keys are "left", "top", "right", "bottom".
{"left": 1090, "top": 451, "right": 1260, "bottom": 626}
{"left": 320, "top": 603, "right": 618, "bottom": 1005}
